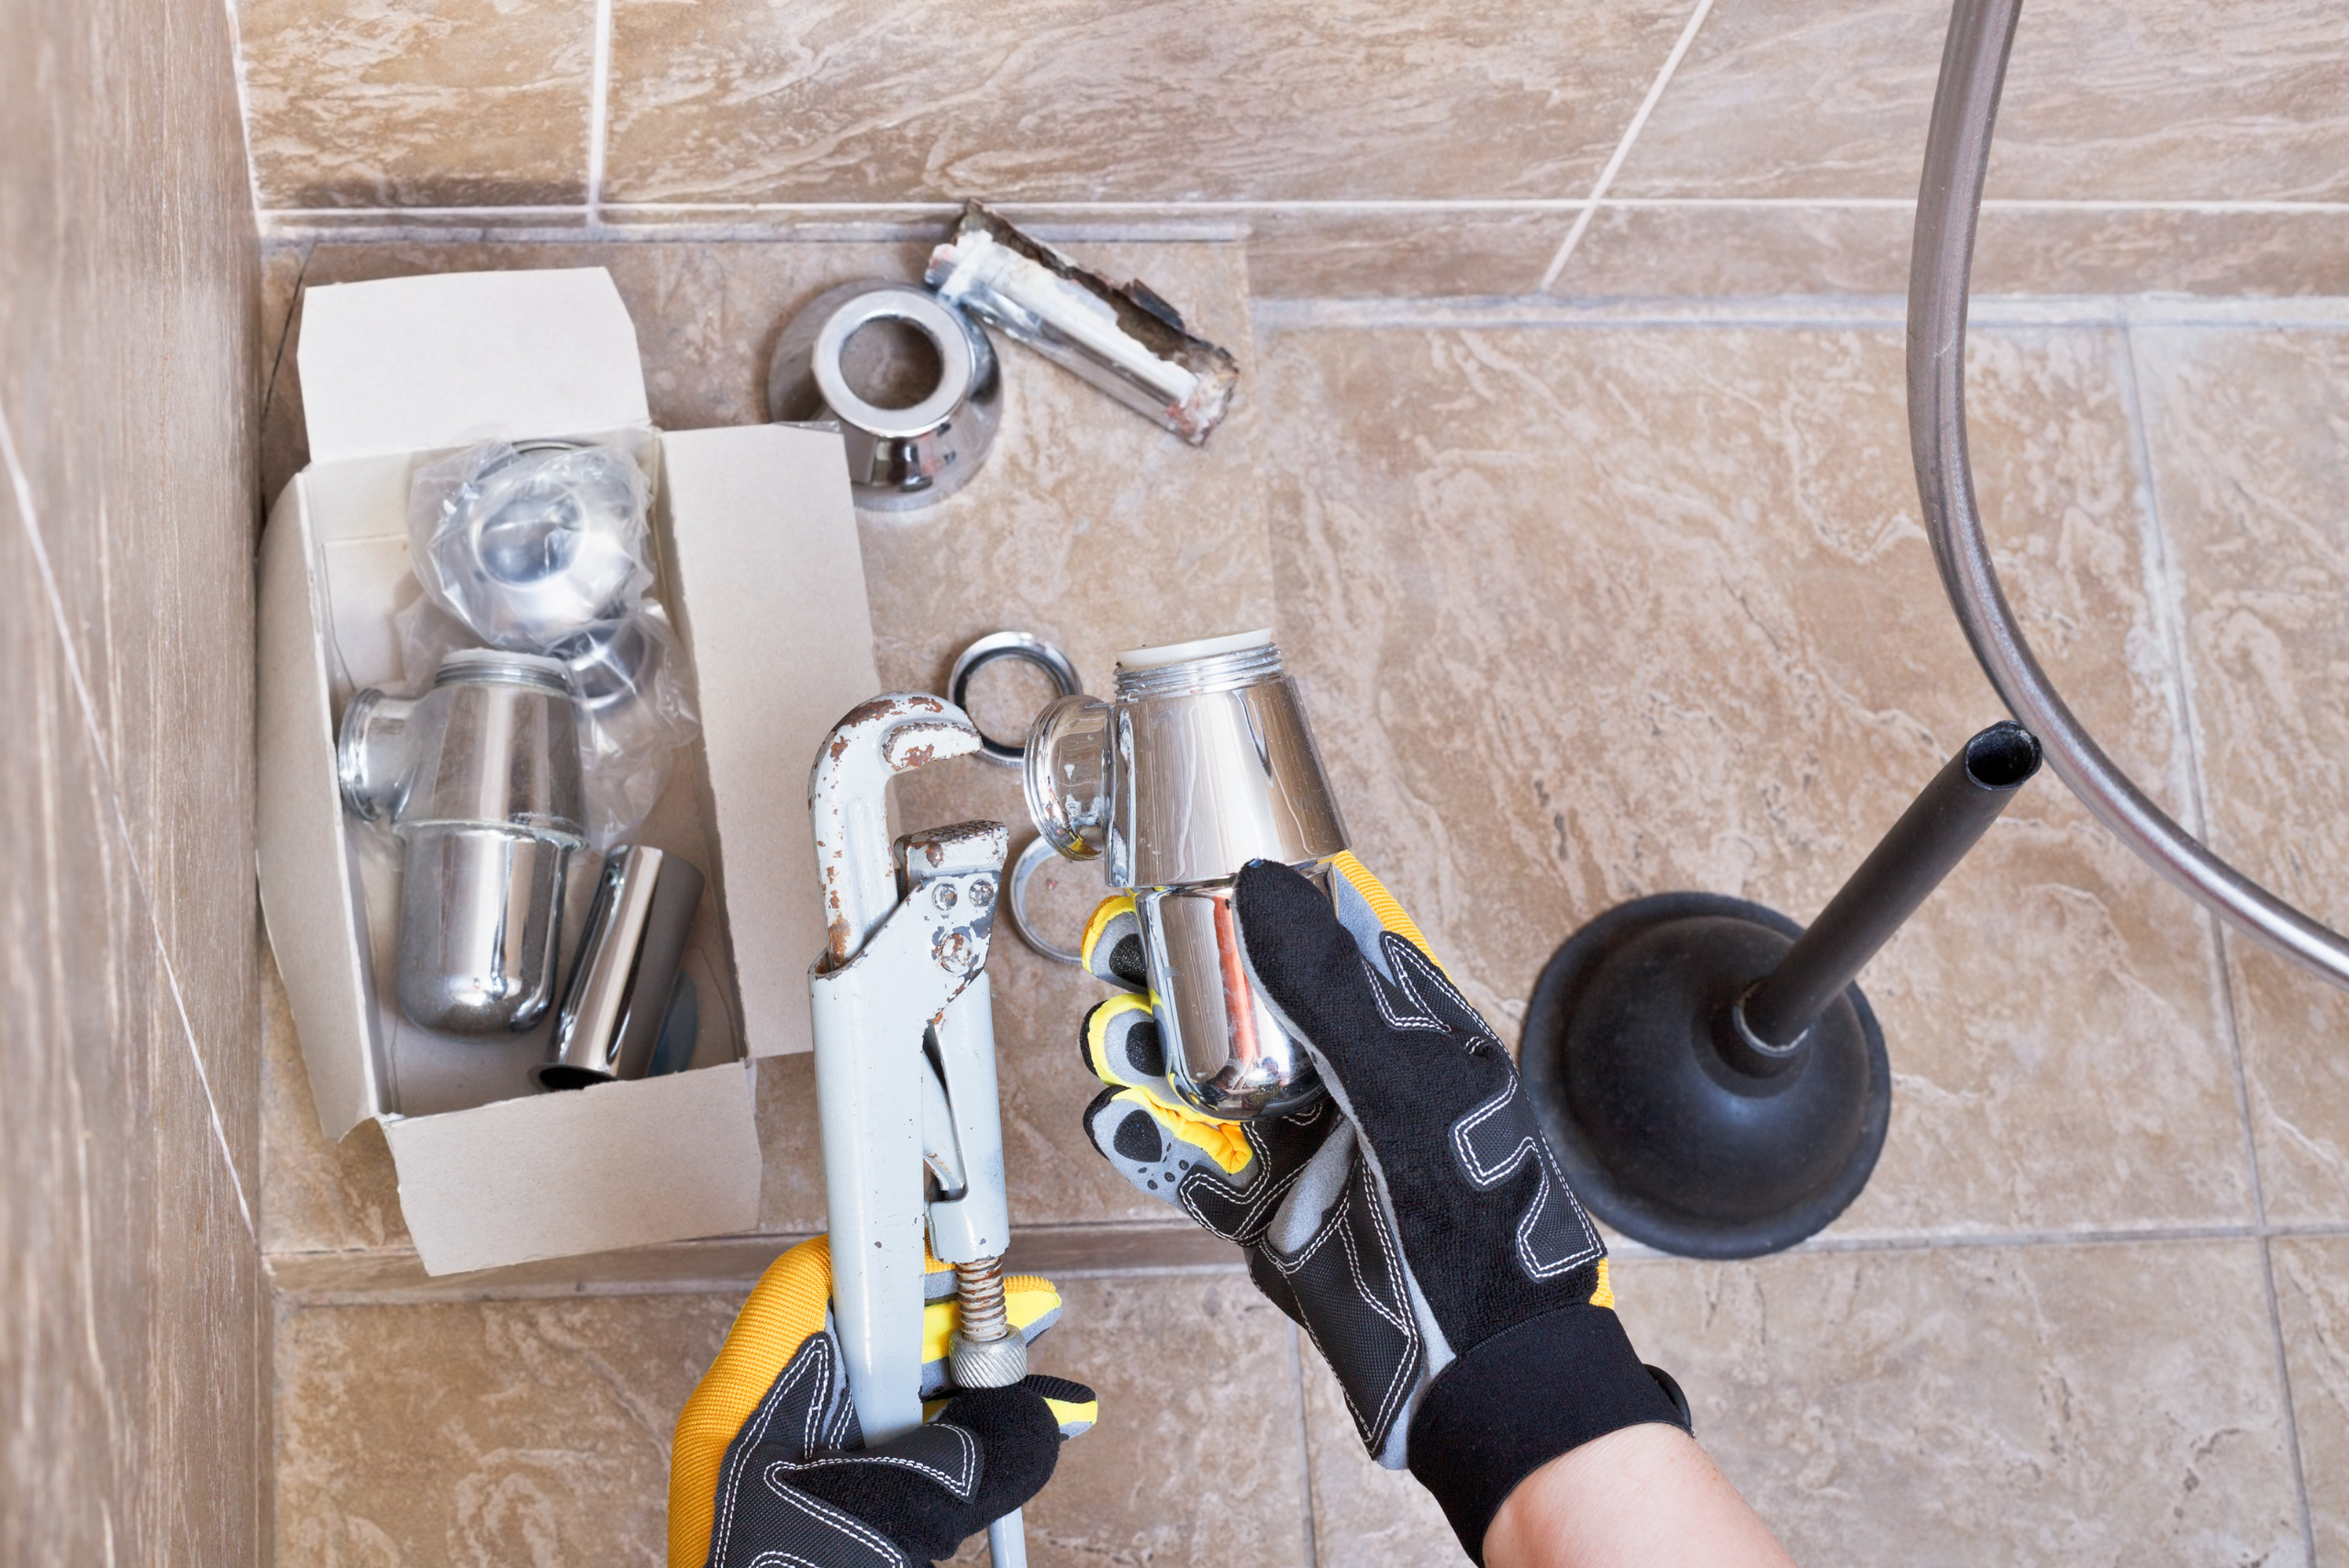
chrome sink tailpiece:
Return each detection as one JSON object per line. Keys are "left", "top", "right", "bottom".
{"left": 1024, "top": 630, "right": 1347, "bottom": 1121}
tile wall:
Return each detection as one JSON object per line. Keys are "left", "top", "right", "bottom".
{"left": 230, "top": 0, "right": 2349, "bottom": 297}
{"left": 0, "top": 0, "right": 266, "bottom": 1560}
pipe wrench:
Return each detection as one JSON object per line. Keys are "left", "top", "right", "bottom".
{"left": 807, "top": 692, "right": 1030, "bottom": 1567}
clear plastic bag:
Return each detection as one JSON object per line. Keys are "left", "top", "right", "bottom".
{"left": 403, "top": 441, "right": 698, "bottom": 849}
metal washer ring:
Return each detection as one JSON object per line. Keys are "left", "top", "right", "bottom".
{"left": 1007, "top": 835, "right": 1086, "bottom": 968}
{"left": 948, "top": 631, "right": 1082, "bottom": 766}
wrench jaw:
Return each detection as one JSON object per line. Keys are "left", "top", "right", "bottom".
{"left": 807, "top": 696, "right": 1016, "bottom": 1449}
{"left": 809, "top": 693, "right": 987, "bottom": 971}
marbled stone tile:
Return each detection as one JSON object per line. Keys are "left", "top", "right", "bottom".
{"left": 273, "top": 1293, "right": 738, "bottom": 1563}
{"left": 3, "top": 0, "right": 262, "bottom": 1203}
{"left": 259, "top": 239, "right": 315, "bottom": 510}
{"left": 945, "top": 1273, "right": 1313, "bottom": 1566}
{"left": 604, "top": 0, "right": 1688, "bottom": 206}
{"left": 1241, "top": 206, "right": 1573, "bottom": 300}
{"left": 273, "top": 1273, "right": 1301, "bottom": 1568}
{"left": 2275, "top": 1236, "right": 2349, "bottom": 1564}
{"left": 1298, "top": 1352, "right": 1459, "bottom": 1566}
{"left": 1609, "top": 1240, "right": 2302, "bottom": 1563}
{"left": 239, "top": 0, "right": 596, "bottom": 208}
{"left": 1614, "top": 0, "right": 2349, "bottom": 201}
{"left": 2130, "top": 326, "right": 2349, "bottom": 1225}
{"left": 0, "top": 497, "right": 265, "bottom": 1562}
{"left": 2, "top": 0, "right": 265, "bottom": 1554}
{"left": 1256, "top": 318, "right": 2251, "bottom": 1239}
{"left": 1560, "top": 203, "right": 2349, "bottom": 300}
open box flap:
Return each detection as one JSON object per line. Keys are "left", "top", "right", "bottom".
{"left": 255, "top": 476, "right": 388, "bottom": 1140}
{"left": 660, "top": 424, "right": 878, "bottom": 1057}
{"left": 383, "top": 1062, "right": 762, "bottom": 1275}
{"left": 297, "top": 269, "right": 651, "bottom": 464}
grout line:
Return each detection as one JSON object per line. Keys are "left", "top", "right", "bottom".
{"left": 1538, "top": 0, "right": 1719, "bottom": 292}
{"left": 1288, "top": 1323, "right": 1321, "bottom": 1568}
{"left": 0, "top": 401, "right": 258, "bottom": 1240}
{"left": 584, "top": 0, "right": 615, "bottom": 226}
{"left": 219, "top": 0, "right": 264, "bottom": 221}
{"left": 2118, "top": 322, "right": 2321, "bottom": 1562}
{"left": 250, "top": 195, "right": 2349, "bottom": 221}
{"left": 1253, "top": 292, "right": 2349, "bottom": 334}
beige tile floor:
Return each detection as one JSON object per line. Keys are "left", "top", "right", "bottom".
{"left": 261, "top": 243, "right": 2349, "bottom": 1564}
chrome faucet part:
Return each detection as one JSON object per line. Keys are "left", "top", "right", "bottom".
{"left": 948, "top": 630, "right": 1082, "bottom": 766}
{"left": 1006, "top": 836, "right": 1085, "bottom": 968}
{"left": 423, "top": 441, "right": 648, "bottom": 649}
{"left": 1909, "top": 0, "right": 2349, "bottom": 992}
{"left": 535, "top": 845, "right": 705, "bottom": 1091}
{"left": 339, "top": 650, "right": 589, "bottom": 1035}
{"left": 767, "top": 281, "right": 1001, "bottom": 512}
{"left": 1107, "top": 632, "right": 1348, "bottom": 891}
{"left": 1021, "top": 630, "right": 1347, "bottom": 1119}
{"left": 926, "top": 202, "right": 1240, "bottom": 446}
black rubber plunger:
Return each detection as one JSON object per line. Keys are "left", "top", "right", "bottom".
{"left": 1522, "top": 721, "right": 2043, "bottom": 1259}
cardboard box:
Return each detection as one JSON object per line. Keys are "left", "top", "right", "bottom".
{"left": 257, "top": 268, "right": 879, "bottom": 1275}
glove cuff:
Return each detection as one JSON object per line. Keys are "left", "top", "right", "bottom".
{"left": 1405, "top": 1305, "right": 1690, "bottom": 1565}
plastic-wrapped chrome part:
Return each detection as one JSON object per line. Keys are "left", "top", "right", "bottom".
{"left": 1908, "top": 0, "right": 2349, "bottom": 990}
{"left": 927, "top": 202, "right": 1241, "bottom": 446}
{"left": 404, "top": 440, "right": 699, "bottom": 850}
{"left": 411, "top": 440, "right": 649, "bottom": 648}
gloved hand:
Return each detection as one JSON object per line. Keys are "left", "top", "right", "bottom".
{"left": 1077, "top": 854, "right": 1687, "bottom": 1563}
{"left": 669, "top": 1236, "right": 1097, "bottom": 1568}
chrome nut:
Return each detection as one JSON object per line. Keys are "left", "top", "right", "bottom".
{"left": 948, "top": 630, "right": 1081, "bottom": 767}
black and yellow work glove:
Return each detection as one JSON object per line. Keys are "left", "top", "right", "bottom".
{"left": 1078, "top": 854, "right": 1687, "bottom": 1564}
{"left": 668, "top": 1237, "right": 1096, "bottom": 1568}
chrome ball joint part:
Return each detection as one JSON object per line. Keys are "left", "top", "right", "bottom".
{"left": 339, "top": 650, "right": 588, "bottom": 1035}
{"left": 768, "top": 280, "right": 1001, "bottom": 512}
{"left": 1023, "top": 631, "right": 1348, "bottom": 1122}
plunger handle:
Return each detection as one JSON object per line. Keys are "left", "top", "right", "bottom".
{"left": 1738, "top": 721, "right": 2042, "bottom": 1050}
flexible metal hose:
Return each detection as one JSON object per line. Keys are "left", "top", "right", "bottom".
{"left": 1907, "top": 0, "right": 2349, "bottom": 988}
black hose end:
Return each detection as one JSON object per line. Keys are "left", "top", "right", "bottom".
{"left": 1964, "top": 720, "right": 2042, "bottom": 791}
